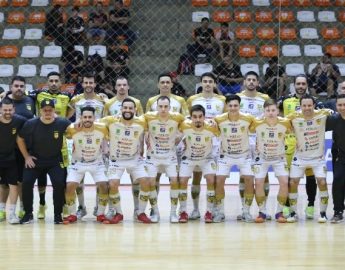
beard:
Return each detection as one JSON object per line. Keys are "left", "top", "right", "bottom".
{"left": 122, "top": 112, "right": 134, "bottom": 120}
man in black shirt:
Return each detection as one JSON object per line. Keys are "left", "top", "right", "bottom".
{"left": 66, "top": 6, "right": 85, "bottom": 46}
{"left": 17, "top": 99, "right": 71, "bottom": 224}
{"left": 0, "top": 98, "right": 26, "bottom": 224}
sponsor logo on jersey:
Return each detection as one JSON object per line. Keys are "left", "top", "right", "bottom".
{"left": 54, "top": 131, "right": 59, "bottom": 139}
{"left": 12, "top": 128, "right": 16, "bottom": 135}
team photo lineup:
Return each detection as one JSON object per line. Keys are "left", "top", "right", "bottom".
{"left": 1, "top": 70, "right": 345, "bottom": 226}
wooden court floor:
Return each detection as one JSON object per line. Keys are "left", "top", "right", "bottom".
{"left": 1, "top": 185, "right": 345, "bottom": 270}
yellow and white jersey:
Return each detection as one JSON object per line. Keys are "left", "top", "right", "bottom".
{"left": 215, "top": 112, "right": 254, "bottom": 157}
{"left": 238, "top": 91, "right": 269, "bottom": 118}
{"left": 69, "top": 93, "right": 105, "bottom": 120}
{"left": 180, "top": 120, "right": 219, "bottom": 160}
{"left": 101, "top": 116, "right": 146, "bottom": 160}
{"left": 146, "top": 94, "right": 189, "bottom": 116}
{"left": 250, "top": 117, "right": 292, "bottom": 161}
{"left": 187, "top": 93, "right": 226, "bottom": 119}
{"left": 103, "top": 96, "right": 143, "bottom": 117}
{"left": 144, "top": 111, "right": 185, "bottom": 158}
{"left": 287, "top": 109, "right": 331, "bottom": 160}
{"left": 65, "top": 122, "right": 108, "bottom": 162}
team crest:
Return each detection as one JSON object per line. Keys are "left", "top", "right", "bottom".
{"left": 205, "top": 137, "right": 210, "bottom": 142}
{"left": 12, "top": 128, "right": 16, "bottom": 135}
{"left": 26, "top": 105, "right": 32, "bottom": 111}
{"left": 134, "top": 131, "right": 139, "bottom": 138}
{"left": 261, "top": 132, "right": 265, "bottom": 138}
{"left": 298, "top": 122, "right": 303, "bottom": 127}
{"left": 169, "top": 127, "right": 174, "bottom": 133}
{"left": 54, "top": 131, "right": 59, "bottom": 139}
{"left": 316, "top": 119, "right": 321, "bottom": 125}
{"left": 211, "top": 163, "right": 217, "bottom": 170}
{"left": 96, "top": 138, "right": 100, "bottom": 144}
{"left": 278, "top": 132, "right": 283, "bottom": 139}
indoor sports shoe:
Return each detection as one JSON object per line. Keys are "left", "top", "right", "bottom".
{"left": 282, "top": 207, "right": 290, "bottom": 218}
{"left": 275, "top": 212, "right": 287, "bottom": 223}
{"left": 109, "top": 213, "right": 123, "bottom": 224}
{"left": 189, "top": 209, "right": 200, "bottom": 220}
{"left": 137, "top": 213, "right": 151, "bottom": 224}
{"left": 170, "top": 212, "right": 179, "bottom": 223}
{"left": 213, "top": 213, "right": 225, "bottom": 223}
{"left": 20, "top": 213, "right": 33, "bottom": 224}
{"left": 330, "top": 212, "right": 344, "bottom": 224}
{"left": 243, "top": 212, "right": 254, "bottom": 223}
{"left": 37, "top": 204, "right": 47, "bottom": 220}
{"left": 265, "top": 213, "right": 272, "bottom": 221}
{"left": 204, "top": 211, "right": 213, "bottom": 223}
{"left": 150, "top": 208, "right": 160, "bottom": 223}
{"left": 179, "top": 211, "right": 189, "bottom": 223}
{"left": 76, "top": 206, "right": 87, "bottom": 220}
{"left": 96, "top": 214, "right": 108, "bottom": 223}
{"left": 0, "top": 210, "right": 6, "bottom": 222}
{"left": 305, "top": 206, "right": 314, "bottom": 220}
{"left": 8, "top": 213, "right": 20, "bottom": 224}
{"left": 318, "top": 212, "right": 328, "bottom": 223}
{"left": 93, "top": 206, "right": 98, "bottom": 217}
{"left": 18, "top": 210, "right": 25, "bottom": 219}
{"left": 106, "top": 208, "right": 116, "bottom": 220}
{"left": 54, "top": 214, "right": 63, "bottom": 224}
{"left": 287, "top": 212, "right": 298, "bottom": 223}
{"left": 65, "top": 215, "right": 77, "bottom": 224}
{"left": 236, "top": 213, "right": 244, "bottom": 221}
{"left": 255, "top": 212, "right": 267, "bottom": 223}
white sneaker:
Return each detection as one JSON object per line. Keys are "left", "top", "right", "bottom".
{"left": 106, "top": 208, "right": 115, "bottom": 220}
{"left": 237, "top": 213, "right": 244, "bottom": 221}
{"left": 266, "top": 213, "right": 272, "bottom": 221}
{"left": 243, "top": 212, "right": 254, "bottom": 223}
{"left": 76, "top": 206, "right": 87, "bottom": 220}
{"left": 287, "top": 212, "right": 298, "bottom": 223}
{"left": 170, "top": 212, "right": 179, "bottom": 223}
{"left": 213, "top": 212, "right": 225, "bottom": 223}
{"left": 150, "top": 209, "right": 160, "bottom": 223}
{"left": 133, "top": 209, "right": 139, "bottom": 221}
{"left": 93, "top": 206, "right": 98, "bottom": 217}
{"left": 189, "top": 209, "right": 201, "bottom": 220}
{"left": 318, "top": 212, "right": 328, "bottom": 223}
{"left": 8, "top": 214, "right": 20, "bottom": 224}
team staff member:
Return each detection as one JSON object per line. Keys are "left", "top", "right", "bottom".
{"left": 0, "top": 98, "right": 26, "bottom": 224}
{"left": 17, "top": 99, "right": 71, "bottom": 224}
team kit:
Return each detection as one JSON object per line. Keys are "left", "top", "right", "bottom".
{"left": 1, "top": 70, "right": 344, "bottom": 225}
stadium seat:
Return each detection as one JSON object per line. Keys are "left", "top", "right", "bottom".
{"left": 234, "top": 11, "right": 252, "bottom": 23}
{"left": 253, "top": 0, "right": 269, "bottom": 5}
{"left": 239, "top": 45, "right": 256, "bottom": 57}
{"left": 25, "top": 84, "right": 34, "bottom": 92}
{"left": 36, "top": 83, "right": 48, "bottom": 90}
{"left": 28, "top": 12, "right": 46, "bottom": 24}
{"left": 74, "top": 45, "right": 85, "bottom": 55}
{"left": 24, "top": 28, "right": 43, "bottom": 40}
{"left": 0, "top": 46, "right": 18, "bottom": 58}
{"left": 0, "top": 65, "right": 14, "bottom": 77}
{"left": 0, "top": 84, "right": 10, "bottom": 92}
{"left": 17, "top": 64, "right": 37, "bottom": 77}
{"left": 123, "top": 0, "right": 131, "bottom": 6}
{"left": 31, "top": 0, "right": 49, "bottom": 6}
{"left": 308, "top": 63, "right": 317, "bottom": 74}
{"left": 12, "top": 0, "right": 28, "bottom": 7}
{"left": 260, "top": 45, "right": 278, "bottom": 57}
{"left": 43, "top": 46, "right": 63, "bottom": 58}
{"left": 275, "top": 11, "right": 294, "bottom": 22}
{"left": 262, "top": 63, "right": 269, "bottom": 75}
{"left": 280, "top": 28, "right": 297, "bottom": 40}
{"left": 297, "top": 11, "right": 315, "bottom": 22}
{"left": 304, "top": 45, "right": 323, "bottom": 57}
{"left": 192, "top": 0, "right": 208, "bottom": 6}
{"left": 73, "top": 0, "right": 89, "bottom": 6}
{"left": 0, "top": 0, "right": 8, "bottom": 7}
{"left": 21, "top": 46, "right": 40, "bottom": 58}
{"left": 192, "top": 11, "right": 210, "bottom": 22}
{"left": 235, "top": 27, "right": 254, "bottom": 39}
{"left": 194, "top": 63, "right": 213, "bottom": 76}
{"left": 285, "top": 63, "right": 305, "bottom": 76}
{"left": 0, "top": 13, "right": 3, "bottom": 23}
{"left": 289, "top": 83, "right": 296, "bottom": 94}
{"left": 232, "top": 0, "right": 249, "bottom": 6}
{"left": 321, "top": 28, "right": 341, "bottom": 39}
{"left": 338, "top": 11, "right": 345, "bottom": 22}
{"left": 212, "top": 11, "right": 231, "bottom": 22}
{"left": 88, "top": 45, "right": 107, "bottom": 57}
{"left": 293, "top": 0, "right": 311, "bottom": 6}
{"left": 314, "top": 0, "right": 331, "bottom": 6}
{"left": 61, "top": 83, "right": 76, "bottom": 94}
{"left": 240, "top": 63, "right": 259, "bottom": 76}
{"left": 318, "top": 11, "right": 336, "bottom": 22}
{"left": 255, "top": 11, "right": 273, "bottom": 22}
{"left": 53, "top": 0, "right": 69, "bottom": 6}
{"left": 326, "top": 45, "right": 345, "bottom": 57}
{"left": 282, "top": 45, "right": 301, "bottom": 57}
{"left": 40, "top": 64, "right": 60, "bottom": 77}
{"left": 7, "top": 12, "right": 25, "bottom": 24}
{"left": 336, "top": 63, "right": 345, "bottom": 76}
{"left": 2, "top": 29, "right": 21, "bottom": 40}
{"left": 335, "top": 0, "right": 345, "bottom": 6}
{"left": 93, "top": 0, "right": 110, "bottom": 5}
{"left": 212, "top": 0, "right": 229, "bottom": 6}
{"left": 257, "top": 27, "right": 275, "bottom": 39}
{"left": 272, "top": 0, "right": 290, "bottom": 6}
{"left": 300, "top": 28, "right": 318, "bottom": 39}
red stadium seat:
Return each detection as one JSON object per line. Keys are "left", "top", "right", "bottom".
{"left": 192, "top": 0, "right": 208, "bottom": 6}
{"left": 326, "top": 45, "right": 345, "bottom": 57}
{"left": 257, "top": 27, "right": 275, "bottom": 39}
{"left": 0, "top": 46, "right": 19, "bottom": 58}
{"left": 232, "top": 0, "right": 249, "bottom": 6}
{"left": 11, "top": 0, "right": 29, "bottom": 7}
{"left": 52, "top": 0, "right": 69, "bottom": 6}
{"left": 260, "top": 45, "right": 278, "bottom": 57}
{"left": 272, "top": 0, "right": 290, "bottom": 6}
{"left": 239, "top": 45, "right": 256, "bottom": 57}
{"left": 321, "top": 28, "right": 341, "bottom": 40}
{"left": 255, "top": 11, "right": 273, "bottom": 22}
{"left": 234, "top": 11, "right": 252, "bottom": 22}
{"left": 276, "top": 11, "right": 294, "bottom": 22}
{"left": 235, "top": 27, "right": 254, "bottom": 39}
{"left": 28, "top": 12, "right": 46, "bottom": 24}
{"left": 0, "top": 0, "right": 8, "bottom": 7}
{"left": 293, "top": 0, "right": 311, "bottom": 6}
{"left": 212, "top": 11, "right": 231, "bottom": 22}
{"left": 7, "top": 12, "right": 25, "bottom": 24}
{"left": 211, "top": 0, "right": 229, "bottom": 6}
{"left": 314, "top": 0, "right": 331, "bottom": 6}
{"left": 280, "top": 28, "right": 297, "bottom": 40}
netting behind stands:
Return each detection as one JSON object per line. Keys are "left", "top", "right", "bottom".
{"left": 1, "top": 0, "right": 345, "bottom": 104}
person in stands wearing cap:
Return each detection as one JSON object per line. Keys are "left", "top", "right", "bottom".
{"left": 16, "top": 99, "right": 71, "bottom": 224}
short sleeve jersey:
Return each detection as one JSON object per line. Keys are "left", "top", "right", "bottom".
{"left": 146, "top": 94, "right": 189, "bottom": 116}
{"left": 104, "top": 96, "right": 143, "bottom": 116}
{"left": 36, "top": 90, "right": 71, "bottom": 117}
{"left": 238, "top": 91, "right": 270, "bottom": 118}
{"left": 187, "top": 93, "right": 226, "bottom": 119}
{"left": 69, "top": 93, "right": 105, "bottom": 120}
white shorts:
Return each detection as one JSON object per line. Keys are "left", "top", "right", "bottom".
{"left": 252, "top": 157, "right": 289, "bottom": 179}
{"left": 107, "top": 157, "right": 148, "bottom": 181}
{"left": 290, "top": 156, "right": 327, "bottom": 179}
{"left": 179, "top": 158, "right": 217, "bottom": 178}
{"left": 145, "top": 155, "right": 178, "bottom": 178}
{"left": 67, "top": 159, "right": 107, "bottom": 183}
{"left": 217, "top": 155, "right": 253, "bottom": 176}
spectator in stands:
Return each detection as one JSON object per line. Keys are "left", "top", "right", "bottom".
{"left": 107, "top": 43, "right": 129, "bottom": 68}
{"left": 83, "top": 53, "right": 104, "bottom": 85}
{"left": 44, "top": 5, "right": 64, "bottom": 46}
{"left": 213, "top": 56, "right": 243, "bottom": 95}
{"left": 107, "top": 0, "right": 136, "bottom": 46}
{"left": 309, "top": 53, "right": 340, "bottom": 98}
{"left": 324, "top": 81, "right": 345, "bottom": 111}
{"left": 104, "top": 57, "right": 130, "bottom": 87}
{"left": 66, "top": 6, "right": 85, "bottom": 46}
{"left": 215, "top": 22, "right": 234, "bottom": 60}
{"left": 169, "top": 72, "right": 187, "bottom": 98}
{"left": 61, "top": 46, "right": 84, "bottom": 83}
{"left": 86, "top": 2, "right": 108, "bottom": 44}
{"left": 262, "top": 56, "right": 287, "bottom": 99}
{"left": 188, "top": 17, "right": 215, "bottom": 62}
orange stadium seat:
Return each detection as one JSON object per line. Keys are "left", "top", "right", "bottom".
{"left": 321, "top": 28, "right": 341, "bottom": 39}
{"left": 73, "top": 0, "right": 89, "bottom": 6}
{"left": 211, "top": 0, "right": 229, "bottom": 6}
{"left": 213, "top": 27, "right": 221, "bottom": 37}
{"left": 7, "top": 12, "right": 25, "bottom": 24}
{"left": 53, "top": 0, "right": 69, "bottom": 6}
{"left": 276, "top": 11, "right": 294, "bottom": 22}
{"left": 212, "top": 11, "right": 231, "bottom": 22}
{"left": 235, "top": 27, "right": 254, "bottom": 39}
{"left": 339, "top": 11, "right": 345, "bottom": 22}
{"left": 93, "top": 0, "right": 110, "bottom": 6}
{"left": 232, "top": 0, "right": 249, "bottom": 6}
{"left": 260, "top": 45, "right": 278, "bottom": 57}
{"left": 0, "top": 46, "right": 19, "bottom": 58}
{"left": 192, "top": 0, "right": 208, "bottom": 6}
{"left": 28, "top": 12, "right": 46, "bottom": 24}
{"left": 257, "top": 27, "right": 275, "bottom": 39}
{"left": 234, "top": 11, "right": 252, "bottom": 23}
{"left": 61, "top": 84, "right": 76, "bottom": 94}
{"left": 335, "top": 0, "right": 345, "bottom": 6}
{"left": 36, "top": 83, "right": 48, "bottom": 91}
{"left": 123, "top": 0, "right": 131, "bottom": 6}
{"left": 272, "top": 0, "right": 291, "bottom": 6}
{"left": 239, "top": 45, "right": 256, "bottom": 57}
{"left": 314, "top": 0, "right": 331, "bottom": 6}
{"left": 293, "top": 0, "right": 311, "bottom": 6}
{"left": 0, "top": 0, "right": 8, "bottom": 7}
{"left": 255, "top": 11, "right": 273, "bottom": 22}
{"left": 326, "top": 45, "right": 345, "bottom": 57}
{"left": 12, "top": 0, "right": 29, "bottom": 7}
{"left": 280, "top": 28, "right": 297, "bottom": 40}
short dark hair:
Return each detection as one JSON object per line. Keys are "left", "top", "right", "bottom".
{"left": 191, "top": 104, "right": 205, "bottom": 116}
{"left": 115, "top": 76, "right": 128, "bottom": 84}
{"left": 220, "top": 22, "right": 229, "bottom": 27}
{"left": 82, "top": 73, "right": 95, "bottom": 81}
{"left": 200, "top": 72, "right": 216, "bottom": 82}
{"left": 157, "top": 72, "right": 172, "bottom": 82}
{"left": 47, "top": 71, "right": 61, "bottom": 79}
{"left": 244, "top": 71, "right": 259, "bottom": 80}
{"left": 157, "top": 95, "right": 170, "bottom": 104}
{"left": 336, "top": 94, "right": 345, "bottom": 101}
{"left": 11, "top": 76, "right": 26, "bottom": 85}
{"left": 300, "top": 94, "right": 315, "bottom": 105}
{"left": 81, "top": 106, "right": 95, "bottom": 115}
{"left": 201, "top": 17, "right": 210, "bottom": 22}
{"left": 294, "top": 74, "right": 308, "bottom": 84}
{"left": 225, "top": 94, "right": 241, "bottom": 104}
{"left": 264, "top": 99, "right": 277, "bottom": 108}
{"left": 122, "top": 97, "right": 136, "bottom": 108}
{"left": 324, "top": 53, "right": 331, "bottom": 58}
{"left": 0, "top": 97, "right": 14, "bottom": 107}
{"left": 72, "top": 6, "right": 80, "bottom": 12}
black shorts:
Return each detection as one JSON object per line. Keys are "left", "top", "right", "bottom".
{"left": 0, "top": 160, "right": 19, "bottom": 185}
{"left": 15, "top": 149, "right": 24, "bottom": 182}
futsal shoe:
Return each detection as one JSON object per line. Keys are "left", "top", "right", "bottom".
{"left": 8, "top": 213, "right": 20, "bottom": 224}
{"left": 37, "top": 204, "right": 47, "bottom": 220}
{"left": 189, "top": 209, "right": 200, "bottom": 220}
{"left": 150, "top": 208, "right": 160, "bottom": 223}
{"left": 137, "top": 213, "right": 151, "bottom": 224}
{"left": 109, "top": 213, "right": 123, "bottom": 224}
{"left": 287, "top": 212, "right": 298, "bottom": 223}
{"left": 54, "top": 214, "right": 64, "bottom": 224}
{"left": 20, "top": 213, "right": 33, "bottom": 224}
{"left": 179, "top": 211, "right": 189, "bottom": 223}
{"left": 64, "top": 215, "right": 77, "bottom": 224}
{"left": 305, "top": 206, "right": 314, "bottom": 220}
{"left": 318, "top": 212, "right": 328, "bottom": 223}
{"left": 204, "top": 211, "right": 213, "bottom": 223}
{"left": 330, "top": 212, "right": 344, "bottom": 224}
{"left": 255, "top": 212, "right": 267, "bottom": 223}
{"left": 97, "top": 214, "right": 109, "bottom": 224}
{"left": 213, "top": 213, "right": 225, "bottom": 223}
{"left": 275, "top": 212, "right": 287, "bottom": 223}
{"left": 170, "top": 212, "right": 179, "bottom": 223}
{"left": 0, "top": 210, "right": 6, "bottom": 222}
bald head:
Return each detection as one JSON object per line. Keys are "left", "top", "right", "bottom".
{"left": 338, "top": 81, "right": 345, "bottom": 95}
